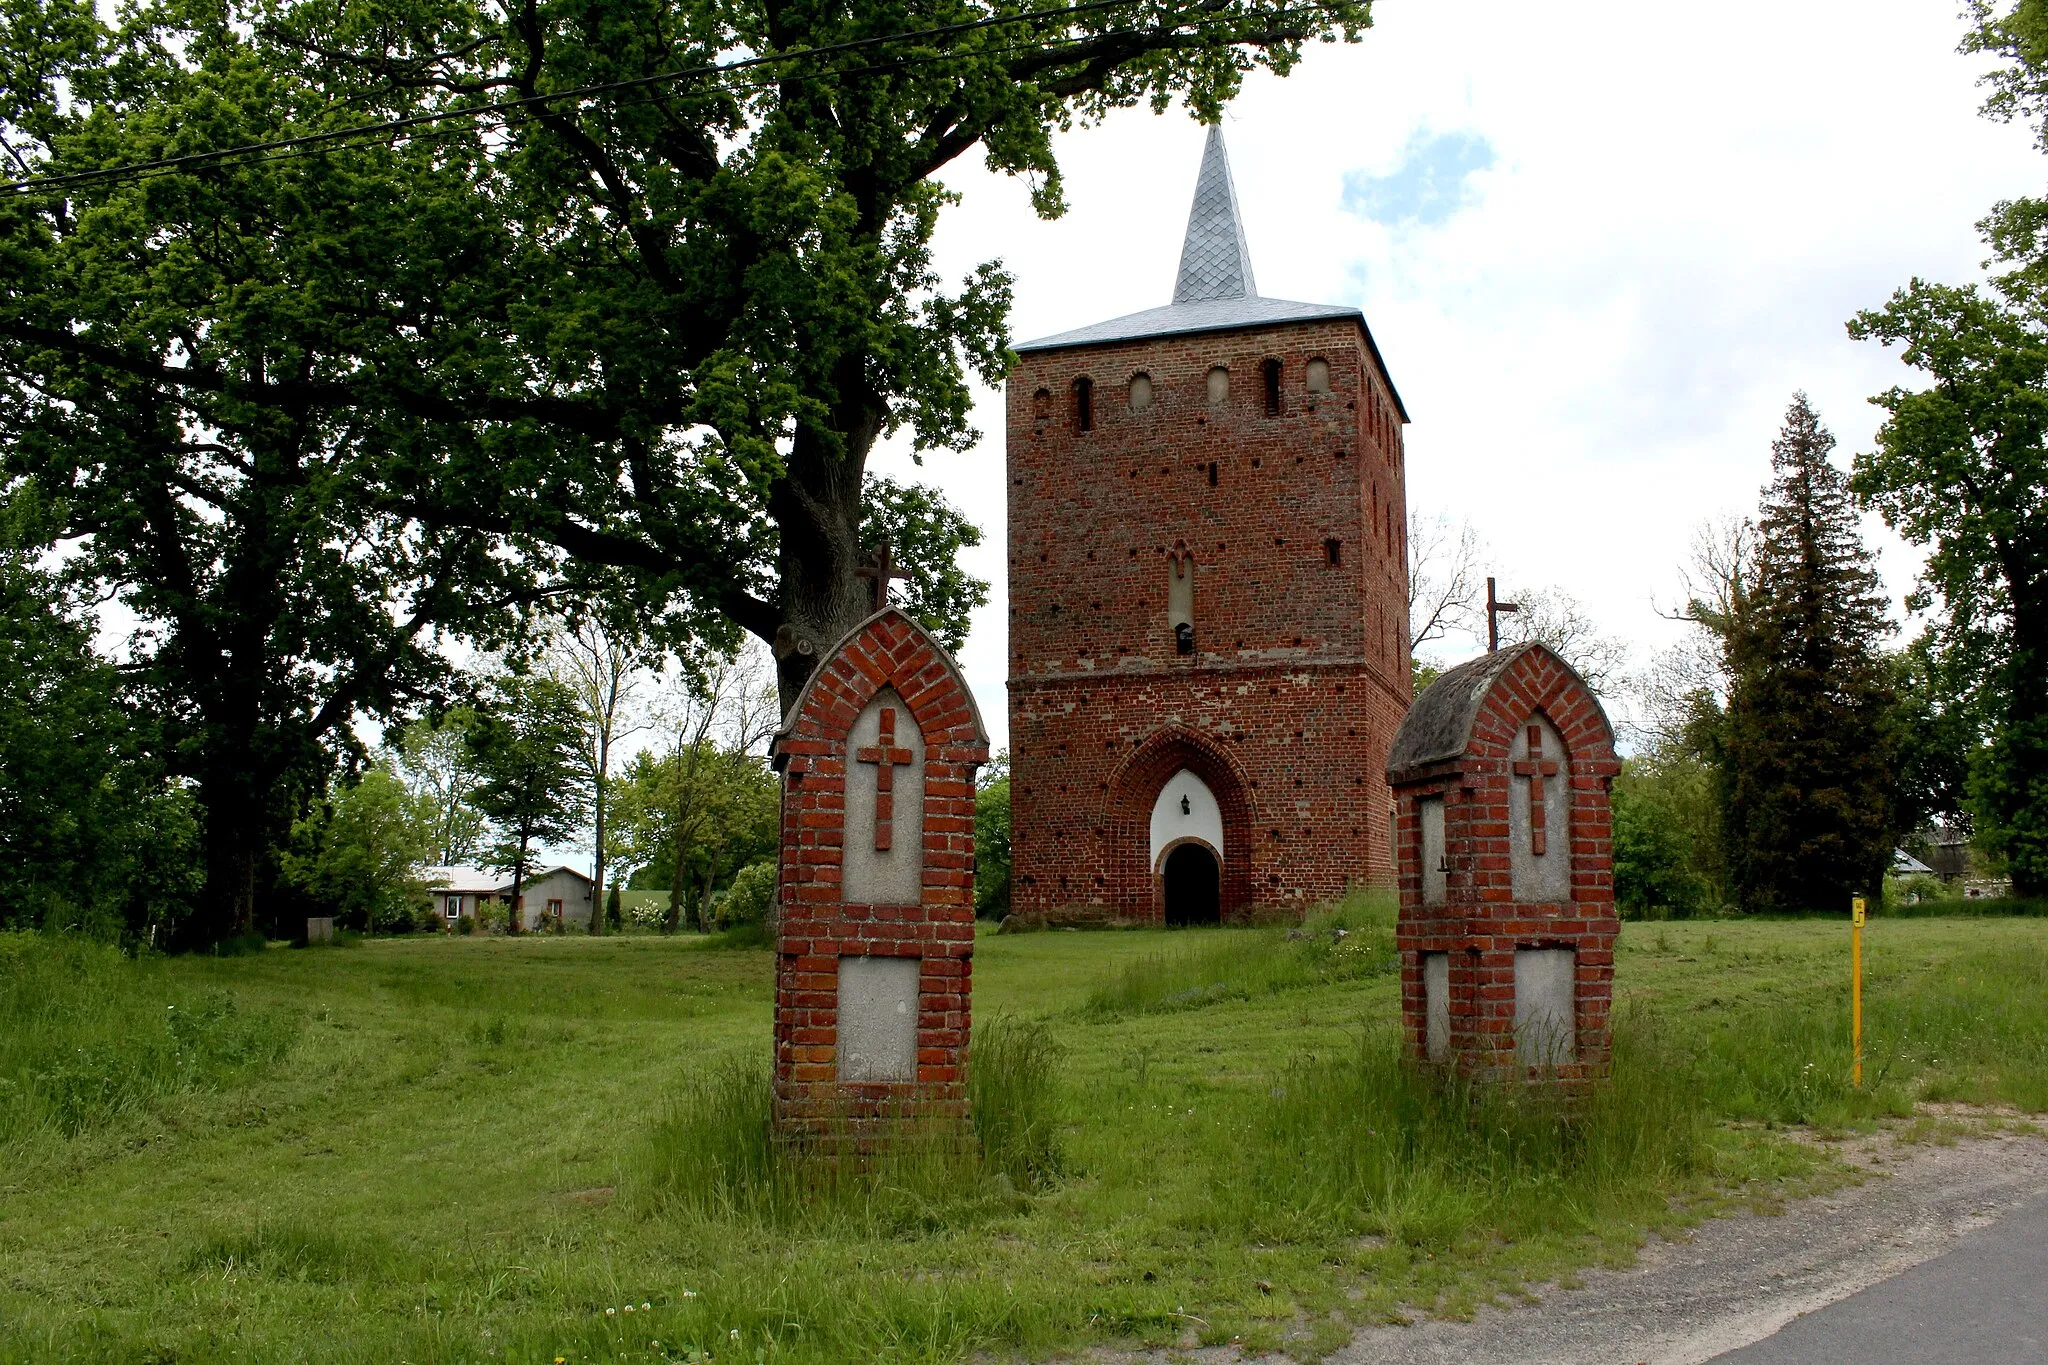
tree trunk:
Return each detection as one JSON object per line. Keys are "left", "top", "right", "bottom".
{"left": 767, "top": 418, "right": 882, "bottom": 712}
{"left": 508, "top": 836, "right": 528, "bottom": 935}
{"left": 698, "top": 863, "right": 717, "bottom": 933}
{"left": 665, "top": 821, "right": 686, "bottom": 936}
{"left": 589, "top": 740, "right": 608, "bottom": 935}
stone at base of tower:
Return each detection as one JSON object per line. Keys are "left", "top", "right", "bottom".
{"left": 1386, "top": 643, "right": 1620, "bottom": 1087}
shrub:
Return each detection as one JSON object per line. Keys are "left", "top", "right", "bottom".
{"left": 719, "top": 860, "right": 776, "bottom": 928}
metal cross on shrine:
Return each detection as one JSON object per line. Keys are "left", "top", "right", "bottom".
{"left": 854, "top": 706, "right": 914, "bottom": 851}
{"left": 855, "top": 537, "right": 911, "bottom": 610}
{"left": 1511, "top": 724, "right": 1560, "bottom": 856}
{"left": 1486, "top": 576, "right": 1521, "bottom": 653}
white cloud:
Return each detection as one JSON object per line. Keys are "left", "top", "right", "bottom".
{"left": 871, "top": 0, "right": 2046, "bottom": 745}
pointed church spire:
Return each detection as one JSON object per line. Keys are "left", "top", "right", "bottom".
{"left": 1172, "top": 124, "right": 1258, "bottom": 304}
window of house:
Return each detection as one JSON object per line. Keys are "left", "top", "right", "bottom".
{"left": 1128, "top": 372, "right": 1153, "bottom": 412}
{"left": 1306, "top": 358, "right": 1331, "bottom": 394}
{"left": 1262, "top": 359, "right": 1282, "bottom": 416}
{"left": 1324, "top": 538, "right": 1342, "bottom": 567}
{"left": 1074, "top": 377, "right": 1094, "bottom": 432}
{"left": 1207, "top": 366, "right": 1229, "bottom": 406}
{"left": 1032, "top": 387, "right": 1051, "bottom": 422}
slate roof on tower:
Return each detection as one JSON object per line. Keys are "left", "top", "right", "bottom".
{"left": 1014, "top": 125, "right": 1408, "bottom": 420}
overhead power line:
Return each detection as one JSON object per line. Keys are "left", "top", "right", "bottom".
{"left": 0, "top": 0, "right": 1174, "bottom": 196}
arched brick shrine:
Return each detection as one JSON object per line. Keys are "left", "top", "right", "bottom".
{"left": 769, "top": 607, "right": 989, "bottom": 1131}
{"left": 1385, "top": 643, "right": 1620, "bottom": 1084}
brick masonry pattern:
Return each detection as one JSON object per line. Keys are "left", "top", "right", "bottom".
{"left": 1006, "top": 318, "right": 1412, "bottom": 922}
{"left": 1389, "top": 646, "right": 1621, "bottom": 1084}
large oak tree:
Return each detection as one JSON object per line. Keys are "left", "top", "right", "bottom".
{"left": 3, "top": 0, "right": 1367, "bottom": 943}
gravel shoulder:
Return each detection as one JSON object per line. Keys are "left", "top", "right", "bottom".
{"left": 1330, "top": 1118, "right": 2048, "bottom": 1365}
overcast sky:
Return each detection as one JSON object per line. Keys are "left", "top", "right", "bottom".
{"left": 866, "top": 0, "right": 2047, "bottom": 752}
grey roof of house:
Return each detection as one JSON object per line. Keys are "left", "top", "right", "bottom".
{"left": 1013, "top": 126, "right": 1408, "bottom": 420}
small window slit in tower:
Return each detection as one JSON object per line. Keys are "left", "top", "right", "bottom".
{"left": 1206, "top": 462, "right": 1218, "bottom": 487}
{"left": 1324, "top": 538, "right": 1342, "bottom": 567}
{"left": 1262, "top": 359, "right": 1282, "bottom": 416}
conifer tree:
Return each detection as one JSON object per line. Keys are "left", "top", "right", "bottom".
{"left": 1721, "top": 396, "right": 1899, "bottom": 913}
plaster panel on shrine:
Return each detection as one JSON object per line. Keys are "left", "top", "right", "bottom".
{"left": 1423, "top": 951, "right": 1450, "bottom": 1062}
{"left": 1151, "top": 769, "right": 1224, "bottom": 869}
{"left": 1419, "top": 796, "right": 1446, "bottom": 906}
{"left": 1508, "top": 714, "right": 1572, "bottom": 904}
{"left": 843, "top": 686, "right": 926, "bottom": 906}
{"left": 1514, "top": 948, "right": 1577, "bottom": 1067}
{"left": 836, "top": 955, "right": 919, "bottom": 1082}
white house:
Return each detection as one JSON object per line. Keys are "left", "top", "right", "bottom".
{"left": 420, "top": 864, "right": 596, "bottom": 931}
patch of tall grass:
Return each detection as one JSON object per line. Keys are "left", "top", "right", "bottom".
{"left": 635, "top": 1015, "right": 1064, "bottom": 1231}
{"left": 0, "top": 932, "right": 299, "bottom": 1144}
{"left": 1688, "top": 938, "right": 2048, "bottom": 1122}
{"left": 1213, "top": 1005, "right": 1712, "bottom": 1247}
{"left": 1083, "top": 891, "right": 1398, "bottom": 1018}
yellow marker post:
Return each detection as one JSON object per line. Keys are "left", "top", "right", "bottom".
{"left": 1851, "top": 895, "right": 1866, "bottom": 1088}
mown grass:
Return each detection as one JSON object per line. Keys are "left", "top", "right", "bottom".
{"left": 0, "top": 915, "right": 2044, "bottom": 1363}
{"left": 1082, "top": 891, "right": 1399, "bottom": 1017}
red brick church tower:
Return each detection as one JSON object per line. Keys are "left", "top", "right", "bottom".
{"left": 1005, "top": 126, "right": 1413, "bottom": 925}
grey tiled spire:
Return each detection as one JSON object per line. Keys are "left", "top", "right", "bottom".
{"left": 1172, "top": 125, "right": 1257, "bottom": 304}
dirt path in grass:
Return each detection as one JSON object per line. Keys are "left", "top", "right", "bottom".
{"left": 1109, "top": 1117, "right": 2048, "bottom": 1365}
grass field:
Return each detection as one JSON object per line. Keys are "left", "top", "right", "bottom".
{"left": 2, "top": 909, "right": 2046, "bottom": 1364}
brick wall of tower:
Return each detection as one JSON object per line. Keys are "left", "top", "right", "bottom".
{"left": 1005, "top": 318, "right": 1412, "bottom": 922}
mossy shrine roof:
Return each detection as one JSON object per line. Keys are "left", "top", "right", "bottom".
{"left": 1386, "top": 643, "right": 1609, "bottom": 780}
{"left": 1013, "top": 125, "right": 1408, "bottom": 422}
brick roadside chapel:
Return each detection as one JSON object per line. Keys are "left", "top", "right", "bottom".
{"left": 1005, "top": 125, "right": 1414, "bottom": 925}
{"left": 770, "top": 607, "right": 989, "bottom": 1128}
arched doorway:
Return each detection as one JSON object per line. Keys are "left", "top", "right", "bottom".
{"left": 1162, "top": 842, "right": 1221, "bottom": 926}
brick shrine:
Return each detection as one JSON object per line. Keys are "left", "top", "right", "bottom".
{"left": 1385, "top": 642, "right": 1620, "bottom": 1082}
{"left": 769, "top": 606, "right": 989, "bottom": 1130}
{"left": 1004, "top": 125, "right": 1412, "bottom": 925}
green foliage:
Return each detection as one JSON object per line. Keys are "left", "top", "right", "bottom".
{"left": 0, "top": 934, "right": 297, "bottom": 1146}
{"left": 1611, "top": 757, "right": 1717, "bottom": 919}
{"left": 611, "top": 735, "right": 778, "bottom": 928}
{"left": 279, "top": 766, "right": 431, "bottom": 933}
{"left": 389, "top": 708, "right": 488, "bottom": 868}
{"left": 716, "top": 859, "right": 777, "bottom": 928}
{"left": 1721, "top": 396, "right": 1898, "bottom": 913}
{"left": 862, "top": 475, "right": 990, "bottom": 654}
{"left": 0, "top": 531, "right": 201, "bottom": 941}
{"left": 974, "top": 763, "right": 1012, "bottom": 919}
{"left": 466, "top": 675, "right": 591, "bottom": 913}
{"left": 605, "top": 882, "right": 624, "bottom": 931}
{"left": 0, "top": 0, "right": 1373, "bottom": 728}
{"left": 1083, "top": 892, "right": 1397, "bottom": 1018}
{"left": 1849, "top": 188, "right": 2048, "bottom": 894}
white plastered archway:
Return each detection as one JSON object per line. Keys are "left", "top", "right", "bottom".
{"left": 1149, "top": 769, "right": 1224, "bottom": 869}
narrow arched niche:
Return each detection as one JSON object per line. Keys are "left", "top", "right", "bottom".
{"left": 1206, "top": 366, "right": 1229, "bottom": 406}
{"left": 1129, "top": 372, "right": 1154, "bottom": 412}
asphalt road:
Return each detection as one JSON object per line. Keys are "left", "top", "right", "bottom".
{"left": 1709, "top": 1190, "right": 2048, "bottom": 1364}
